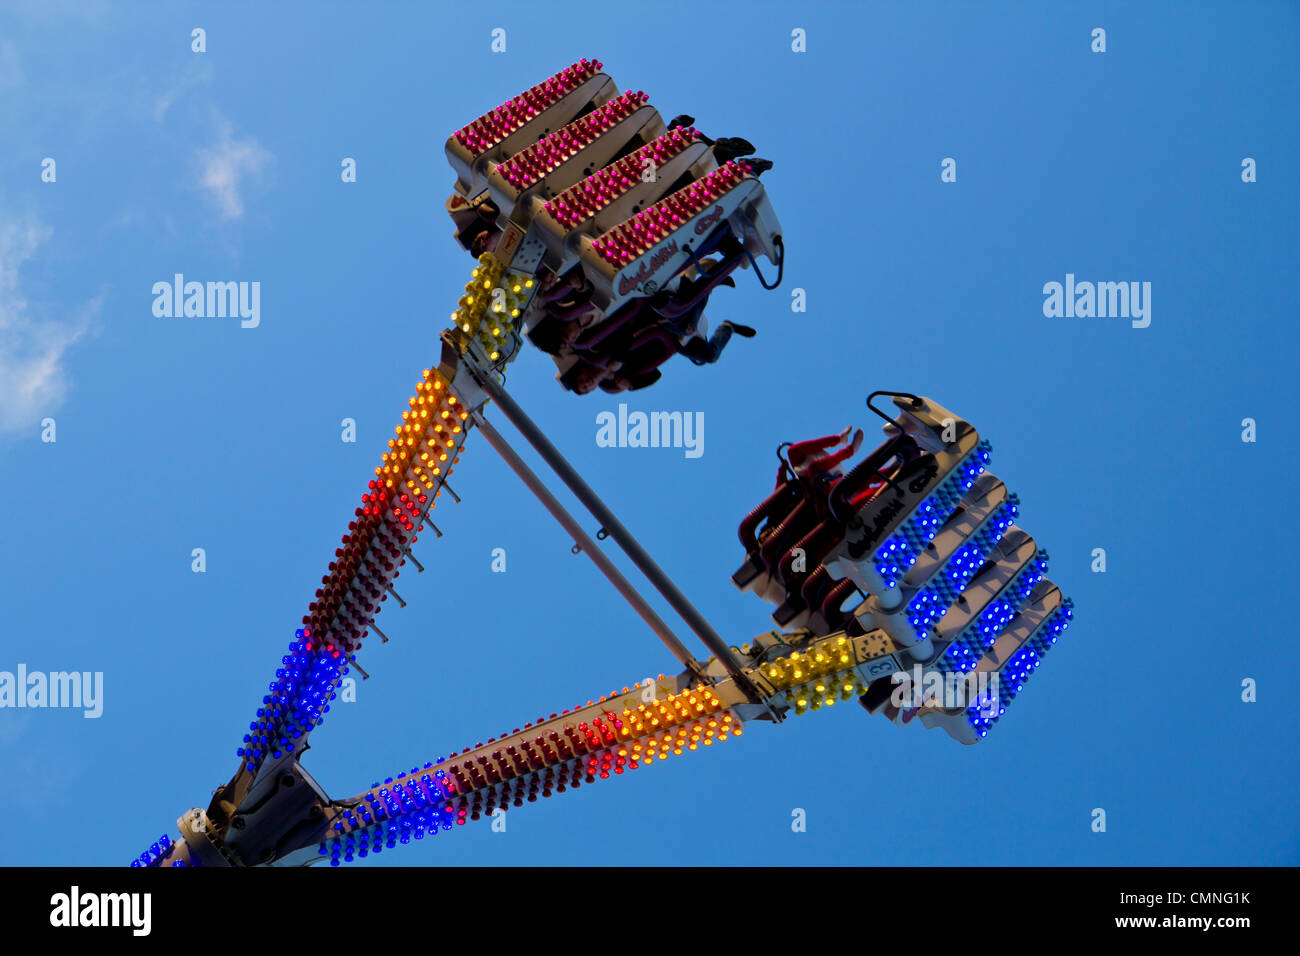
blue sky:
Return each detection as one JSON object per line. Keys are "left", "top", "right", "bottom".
{"left": 1, "top": 1, "right": 1297, "bottom": 867}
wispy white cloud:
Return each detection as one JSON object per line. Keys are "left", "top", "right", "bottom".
{"left": 154, "top": 87, "right": 181, "bottom": 123}
{"left": 197, "top": 127, "right": 273, "bottom": 220}
{"left": 153, "top": 64, "right": 211, "bottom": 123}
{"left": 0, "top": 221, "right": 98, "bottom": 436}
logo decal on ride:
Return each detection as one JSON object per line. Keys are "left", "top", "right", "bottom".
{"left": 843, "top": 459, "right": 941, "bottom": 559}
{"left": 495, "top": 225, "right": 523, "bottom": 262}
{"left": 845, "top": 497, "right": 906, "bottom": 560}
{"left": 617, "top": 239, "right": 679, "bottom": 296}
{"left": 907, "top": 459, "right": 939, "bottom": 494}
{"left": 694, "top": 204, "right": 724, "bottom": 235}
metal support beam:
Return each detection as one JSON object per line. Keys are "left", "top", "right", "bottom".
{"left": 468, "top": 371, "right": 755, "bottom": 694}
{"left": 470, "top": 408, "right": 703, "bottom": 676}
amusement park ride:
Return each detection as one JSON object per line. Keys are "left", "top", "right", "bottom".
{"left": 136, "top": 60, "right": 1074, "bottom": 867}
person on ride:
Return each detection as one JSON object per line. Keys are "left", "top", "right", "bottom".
{"left": 591, "top": 256, "right": 757, "bottom": 393}
{"left": 783, "top": 426, "right": 865, "bottom": 492}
